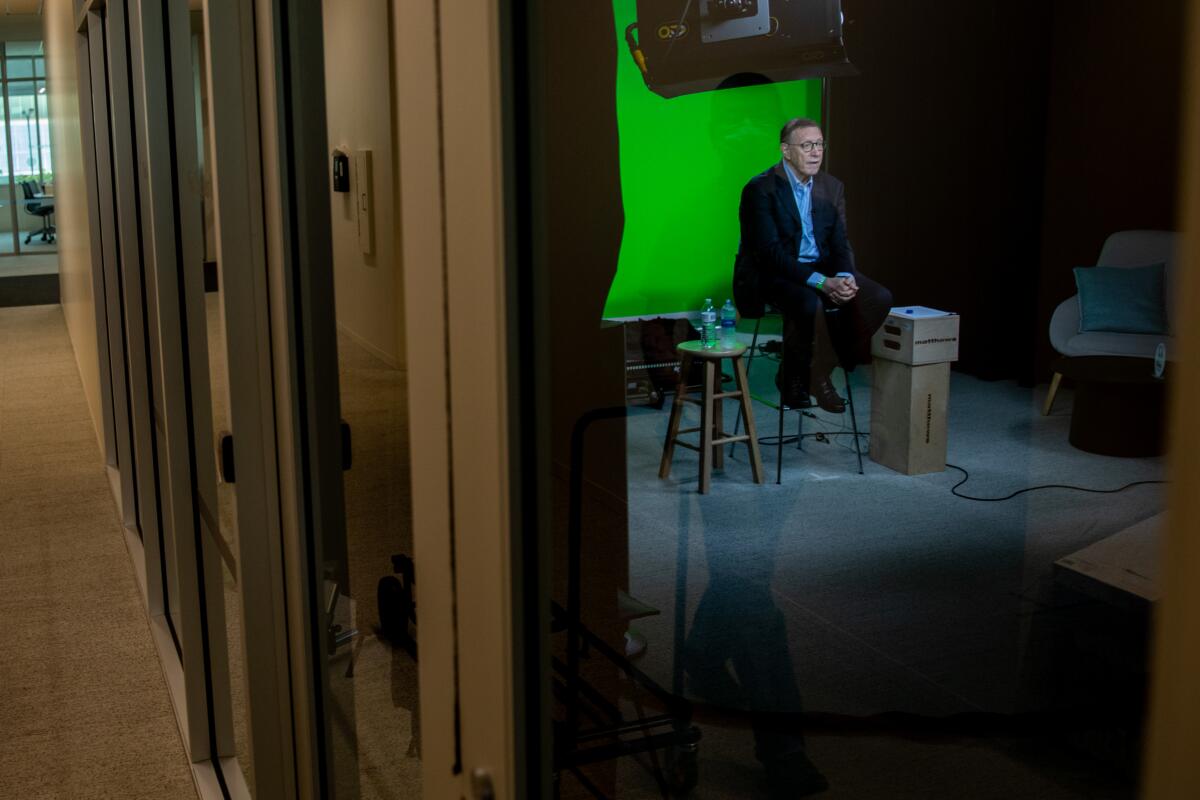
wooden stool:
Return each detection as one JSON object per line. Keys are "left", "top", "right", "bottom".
{"left": 659, "top": 340, "right": 765, "bottom": 493}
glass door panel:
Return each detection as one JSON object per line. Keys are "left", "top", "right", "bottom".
{"left": 190, "top": 9, "right": 254, "bottom": 786}
{"left": 505, "top": 3, "right": 1172, "bottom": 798}
{"left": 307, "top": 1, "right": 423, "bottom": 789}
{"left": 244, "top": 1, "right": 427, "bottom": 795}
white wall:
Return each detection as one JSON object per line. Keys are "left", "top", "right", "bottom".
{"left": 322, "top": 0, "right": 406, "bottom": 367}
{"left": 43, "top": 5, "right": 103, "bottom": 442}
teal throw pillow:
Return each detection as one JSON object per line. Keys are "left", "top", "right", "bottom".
{"left": 1073, "top": 263, "right": 1167, "bottom": 335}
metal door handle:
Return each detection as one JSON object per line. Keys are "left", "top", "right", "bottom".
{"left": 340, "top": 419, "right": 352, "bottom": 470}
{"left": 218, "top": 432, "right": 235, "bottom": 483}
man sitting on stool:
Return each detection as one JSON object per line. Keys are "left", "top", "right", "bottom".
{"left": 738, "top": 117, "right": 892, "bottom": 411}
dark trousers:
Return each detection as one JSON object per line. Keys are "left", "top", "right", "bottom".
{"left": 763, "top": 270, "right": 893, "bottom": 389}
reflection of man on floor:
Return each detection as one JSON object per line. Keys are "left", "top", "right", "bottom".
{"left": 684, "top": 566, "right": 828, "bottom": 797}
{"left": 738, "top": 118, "right": 892, "bottom": 411}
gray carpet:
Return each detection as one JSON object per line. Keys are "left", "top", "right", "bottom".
{"left": 0, "top": 305, "right": 197, "bottom": 800}
{"left": 593, "top": 354, "right": 1162, "bottom": 798}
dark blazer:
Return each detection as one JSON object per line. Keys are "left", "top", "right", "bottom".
{"left": 738, "top": 163, "right": 856, "bottom": 286}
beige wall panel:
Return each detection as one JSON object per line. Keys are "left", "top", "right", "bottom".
{"left": 43, "top": 4, "right": 102, "bottom": 444}
{"left": 322, "top": 0, "right": 405, "bottom": 367}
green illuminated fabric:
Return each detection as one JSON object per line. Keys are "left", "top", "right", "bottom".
{"left": 603, "top": 0, "right": 822, "bottom": 319}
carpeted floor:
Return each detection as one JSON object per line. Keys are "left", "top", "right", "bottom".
{"left": 582, "top": 345, "right": 1162, "bottom": 798}
{"left": 0, "top": 306, "right": 197, "bottom": 799}
{"left": 5, "top": 300, "right": 1152, "bottom": 798}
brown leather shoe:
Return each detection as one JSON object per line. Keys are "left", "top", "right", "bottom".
{"left": 810, "top": 376, "right": 846, "bottom": 413}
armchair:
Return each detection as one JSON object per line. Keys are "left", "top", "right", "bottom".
{"left": 1044, "top": 230, "right": 1178, "bottom": 414}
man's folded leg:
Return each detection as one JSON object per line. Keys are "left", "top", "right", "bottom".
{"left": 808, "top": 272, "right": 895, "bottom": 412}
{"left": 763, "top": 279, "right": 820, "bottom": 407}
{"left": 838, "top": 273, "right": 893, "bottom": 367}
{"left": 809, "top": 309, "right": 846, "bottom": 413}
{"left": 777, "top": 311, "right": 815, "bottom": 408}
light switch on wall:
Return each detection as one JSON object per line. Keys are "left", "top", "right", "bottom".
{"left": 353, "top": 149, "right": 374, "bottom": 255}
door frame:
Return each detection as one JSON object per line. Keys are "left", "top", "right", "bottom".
{"left": 197, "top": 0, "right": 298, "bottom": 795}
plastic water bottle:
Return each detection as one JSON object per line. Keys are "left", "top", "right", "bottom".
{"left": 699, "top": 298, "right": 717, "bottom": 349}
{"left": 720, "top": 299, "right": 737, "bottom": 349}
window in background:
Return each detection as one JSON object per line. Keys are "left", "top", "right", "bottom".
{"left": 0, "top": 41, "right": 55, "bottom": 258}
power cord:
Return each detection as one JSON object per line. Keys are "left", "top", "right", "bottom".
{"left": 945, "top": 463, "right": 1166, "bottom": 502}
{"left": 748, "top": 344, "right": 1168, "bottom": 500}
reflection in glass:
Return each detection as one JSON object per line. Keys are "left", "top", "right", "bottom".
{"left": 526, "top": 3, "right": 1166, "bottom": 799}
{"left": 191, "top": 17, "right": 254, "bottom": 786}
{"left": 314, "top": 3, "right": 422, "bottom": 792}
{"left": 329, "top": 329, "right": 421, "bottom": 798}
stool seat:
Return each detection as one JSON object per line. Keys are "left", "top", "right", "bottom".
{"left": 675, "top": 339, "right": 747, "bottom": 359}
{"left": 659, "top": 340, "right": 765, "bottom": 493}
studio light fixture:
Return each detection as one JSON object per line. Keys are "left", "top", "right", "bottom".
{"left": 626, "top": 0, "right": 856, "bottom": 98}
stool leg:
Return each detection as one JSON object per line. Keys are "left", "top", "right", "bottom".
{"left": 730, "top": 318, "right": 762, "bottom": 457}
{"left": 845, "top": 367, "right": 864, "bottom": 474}
{"left": 713, "top": 393, "right": 724, "bottom": 471}
{"left": 734, "top": 354, "right": 765, "bottom": 483}
{"left": 699, "top": 360, "right": 716, "bottom": 494}
{"left": 659, "top": 354, "right": 690, "bottom": 479}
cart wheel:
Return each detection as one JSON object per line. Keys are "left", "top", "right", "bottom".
{"left": 665, "top": 742, "right": 699, "bottom": 796}
{"left": 377, "top": 575, "right": 413, "bottom": 646}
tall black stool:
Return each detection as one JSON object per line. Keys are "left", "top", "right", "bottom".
{"left": 731, "top": 306, "right": 865, "bottom": 482}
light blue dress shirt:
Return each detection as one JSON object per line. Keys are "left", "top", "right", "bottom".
{"left": 782, "top": 160, "right": 851, "bottom": 290}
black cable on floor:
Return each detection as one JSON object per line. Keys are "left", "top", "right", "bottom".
{"left": 946, "top": 463, "right": 1167, "bottom": 502}
{"left": 746, "top": 350, "right": 1168, "bottom": 500}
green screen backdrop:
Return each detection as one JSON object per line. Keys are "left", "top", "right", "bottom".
{"left": 602, "top": 0, "right": 822, "bottom": 319}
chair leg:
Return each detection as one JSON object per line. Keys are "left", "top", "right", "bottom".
{"left": 1043, "top": 372, "right": 1062, "bottom": 416}
{"left": 776, "top": 394, "right": 784, "bottom": 485}
{"left": 796, "top": 403, "right": 803, "bottom": 451}
{"left": 844, "top": 367, "right": 864, "bottom": 475}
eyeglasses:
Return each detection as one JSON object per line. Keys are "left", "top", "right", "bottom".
{"left": 785, "top": 140, "right": 826, "bottom": 153}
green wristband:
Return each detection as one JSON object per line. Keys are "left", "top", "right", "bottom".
{"left": 815, "top": 275, "right": 826, "bottom": 292}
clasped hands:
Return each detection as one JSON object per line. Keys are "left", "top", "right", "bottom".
{"left": 822, "top": 274, "right": 858, "bottom": 305}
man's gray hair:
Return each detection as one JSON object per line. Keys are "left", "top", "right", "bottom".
{"left": 780, "top": 117, "right": 820, "bottom": 144}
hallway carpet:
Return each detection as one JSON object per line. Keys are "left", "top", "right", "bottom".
{"left": 0, "top": 306, "right": 197, "bottom": 799}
